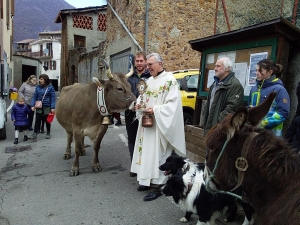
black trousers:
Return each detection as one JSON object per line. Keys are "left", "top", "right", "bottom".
{"left": 26, "top": 104, "right": 34, "bottom": 129}
{"left": 34, "top": 112, "right": 50, "bottom": 134}
{"left": 125, "top": 109, "right": 139, "bottom": 160}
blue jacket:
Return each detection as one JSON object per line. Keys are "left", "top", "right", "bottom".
{"left": 31, "top": 84, "right": 56, "bottom": 109}
{"left": 11, "top": 103, "right": 31, "bottom": 126}
{"left": 248, "top": 75, "right": 290, "bottom": 136}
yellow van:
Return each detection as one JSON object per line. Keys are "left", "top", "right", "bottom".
{"left": 173, "top": 69, "right": 199, "bottom": 125}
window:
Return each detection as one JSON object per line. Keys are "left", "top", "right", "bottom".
{"left": 186, "top": 75, "right": 198, "bottom": 92}
{"left": 0, "top": 0, "right": 3, "bottom": 19}
{"left": 98, "top": 14, "right": 106, "bottom": 31}
{"left": 43, "top": 61, "right": 49, "bottom": 71}
{"left": 73, "top": 15, "right": 93, "bottom": 30}
{"left": 74, "top": 35, "right": 86, "bottom": 48}
{"left": 46, "top": 43, "right": 53, "bottom": 56}
{"left": 6, "top": 0, "right": 9, "bottom": 29}
{"left": 49, "top": 61, "right": 56, "bottom": 70}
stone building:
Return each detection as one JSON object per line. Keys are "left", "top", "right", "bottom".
{"left": 54, "top": 6, "right": 107, "bottom": 88}
{"left": 104, "top": 0, "right": 215, "bottom": 72}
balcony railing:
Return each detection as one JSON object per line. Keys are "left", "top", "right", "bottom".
{"left": 30, "top": 50, "right": 53, "bottom": 59}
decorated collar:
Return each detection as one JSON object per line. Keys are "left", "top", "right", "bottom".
{"left": 96, "top": 86, "right": 110, "bottom": 116}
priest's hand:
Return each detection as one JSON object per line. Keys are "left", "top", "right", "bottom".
{"left": 145, "top": 107, "right": 153, "bottom": 115}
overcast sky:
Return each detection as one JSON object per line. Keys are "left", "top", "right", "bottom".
{"left": 65, "top": 0, "right": 107, "bottom": 8}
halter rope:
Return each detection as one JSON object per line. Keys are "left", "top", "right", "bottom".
{"left": 206, "top": 139, "right": 243, "bottom": 200}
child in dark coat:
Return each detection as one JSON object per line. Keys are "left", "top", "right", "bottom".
{"left": 284, "top": 81, "right": 300, "bottom": 154}
{"left": 11, "top": 96, "right": 31, "bottom": 144}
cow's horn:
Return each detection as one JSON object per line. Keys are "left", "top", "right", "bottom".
{"left": 103, "top": 59, "right": 114, "bottom": 79}
{"left": 125, "top": 62, "right": 134, "bottom": 79}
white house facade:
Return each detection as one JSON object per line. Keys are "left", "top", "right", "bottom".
{"left": 30, "top": 32, "right": 61, "bottom": 90}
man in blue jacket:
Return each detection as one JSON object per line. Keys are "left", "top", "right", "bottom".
{"left": 125, "top": 51, "right": 151, "bottom": 178}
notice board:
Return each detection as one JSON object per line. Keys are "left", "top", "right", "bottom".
{"left": 198, "top": 38, "right": 277, "bottom": 100}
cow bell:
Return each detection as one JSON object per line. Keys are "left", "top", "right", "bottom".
{"left": 102, "top": 116, "right": 112, "bottom": 125}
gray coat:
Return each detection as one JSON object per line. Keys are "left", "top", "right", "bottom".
{"left": 18, "top": 82, "right": 36, "bottom": 105}
{"left": 203, "top": 72, "right": 244, "bottom": 135}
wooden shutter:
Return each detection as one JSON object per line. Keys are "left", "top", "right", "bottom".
{"left": 0, "top": 0, "right": 3, "bottom": 19}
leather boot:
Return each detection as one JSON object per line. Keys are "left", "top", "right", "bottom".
{"left": 14, "top": 138, "right": 18, "bottom": 144}
{"left": 46, "top": 131, "right": 51, "bottom": 139}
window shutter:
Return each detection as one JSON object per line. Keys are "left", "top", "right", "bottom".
{"left": 0, "top": 0, "right": 3, "bottom": 19}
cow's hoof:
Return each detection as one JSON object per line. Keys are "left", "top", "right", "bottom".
{"left": 92, "top": 164, "right": 102, "bottom": 172}
{"left": 80, "top": 150, "right": 86, "bottom": 156}
{"left": 63, "top": 153, "right": 71, "bottom": 160}
{"left": 70, "top": 167, "right": 79, "bottom": 176}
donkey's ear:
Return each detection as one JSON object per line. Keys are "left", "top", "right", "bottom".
{"left": 231, "top": 107, "right": 248, "bottom": 132}
{"left": 248, "top": 92, "right": 277, "bottom": 126}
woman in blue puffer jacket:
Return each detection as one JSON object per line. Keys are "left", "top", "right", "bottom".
{"left": 248, "top": 59, "right": 290, "bottom": 137}
{"left": 30, "top": 74, "right": 56, "bottom": 141}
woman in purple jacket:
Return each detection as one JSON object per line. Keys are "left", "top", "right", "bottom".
{"left": 11, "top": 96, "right": 31, "bottom": 144}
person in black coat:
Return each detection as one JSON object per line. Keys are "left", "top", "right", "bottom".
{"left": 11, "top": 96, "right": 32, "bottom": 144}
{"left": 125, "top": 51, "right": 151, "bottom": 177}
{"left": 284, "top": 81, "right": 300, "bottom": 153}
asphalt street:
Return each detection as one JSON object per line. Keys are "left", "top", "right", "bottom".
{"left": 0, "top": 104, "right": 248, "bottom": 225}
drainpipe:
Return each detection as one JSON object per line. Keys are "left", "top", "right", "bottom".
{"left": 145, "top": 0, "right": 149, "bottom": 52}
{"left": 106, "top": 1, "right": 143, "bottom": 51}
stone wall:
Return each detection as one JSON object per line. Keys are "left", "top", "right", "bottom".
{"left": 106, "top": 0, "right": 216, "bottom": 71}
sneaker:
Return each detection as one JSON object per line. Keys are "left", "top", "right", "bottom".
{"left": 23, "top": 135, "right": 28, "bottom": 141}
{"left": 28, "top": 127, "right": 33, "bottom": 131}
{"left": 46, "top": 132, "right": 51, "bottom": 139}
{"left": 30, "top": 133, "right": 37, "bottom": 141}
{"left": 115, "top": 120, "right": 122, "bottom": 126}
{"left": 40, "top": 130, "right": 45, "bottom": 134}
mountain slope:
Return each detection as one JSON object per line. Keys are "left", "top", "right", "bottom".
{"left": 14, "top": 0, "right": 75, "bottom": 42}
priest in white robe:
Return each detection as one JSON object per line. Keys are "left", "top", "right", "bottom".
{"left": 131, "top": 53, "right": 186, "bottom": 201}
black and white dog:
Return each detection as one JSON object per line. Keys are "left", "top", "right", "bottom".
{"left": 159, "top": 151, "right": 255, "bottom": 225}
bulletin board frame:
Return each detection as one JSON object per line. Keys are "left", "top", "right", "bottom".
{"left": 198, "top": 38, "right": 278, "bottom": 101}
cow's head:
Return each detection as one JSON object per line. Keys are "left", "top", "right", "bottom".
{"left": 205, "top": 92, "right": 277, "bottom": 191}
{"left": 93, "top": 60, "right": 136, "bottom": 113}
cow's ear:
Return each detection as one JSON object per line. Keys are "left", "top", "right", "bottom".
{"left": 231, "top": 107, "right": 248, "bottom": 133}
{"left": 248, "top": 92, "right": 277, "bottom": 126}
{"left": 93, "top": 77, "right": 106, "bottom": 87}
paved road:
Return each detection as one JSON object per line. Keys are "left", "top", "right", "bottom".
{"left": 0, "top": 106, "right": 248, "bottom": 225}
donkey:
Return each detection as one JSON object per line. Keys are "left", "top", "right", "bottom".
{"left": 205, "top": 92, "right": 300, "bottom": 225}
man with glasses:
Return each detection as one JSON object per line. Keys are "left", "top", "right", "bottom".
{"left": 203, "top": 57, "right": 244, "bottom": 136}
{"left": 131, "top": 53, "right": 186, "bottom": 201}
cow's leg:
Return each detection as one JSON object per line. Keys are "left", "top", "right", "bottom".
{"left": 64, "top": 131, "right": 73, "bottom": 160}
{"left": 70, "top": 132, "right": 83, "bottom": 176}
{"left": 80, "top": 135, "right": 86, "bottom": 156}
{"left": 92, "top": 138, "right": 102, "bottom": 172}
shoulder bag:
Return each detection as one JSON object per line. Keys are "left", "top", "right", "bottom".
{"left": 35, "top": 88, "right": 48, "bottom": 108}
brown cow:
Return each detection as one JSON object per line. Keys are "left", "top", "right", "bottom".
{"left": 205, "top": 92, "right": 300, "bottom": 225}
{"left": 56, "top": 61, "right": 136, "bottom": 176}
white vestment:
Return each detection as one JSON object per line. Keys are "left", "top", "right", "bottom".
{"left": 130, "top": 71, "right": 186, "bottom": 186}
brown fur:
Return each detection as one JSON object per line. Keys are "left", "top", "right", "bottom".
{"left": 56, "top": 74, "right": 136, "bottom": 176}
{"left": 206, "top": 92, "right": 300, "bottom": 225}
